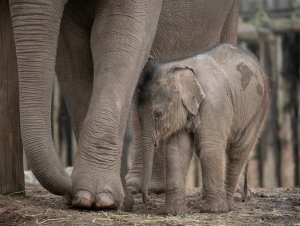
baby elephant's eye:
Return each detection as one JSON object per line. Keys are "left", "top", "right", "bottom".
{"left": 154, "top": 109, "right": 164, "bottom": 119}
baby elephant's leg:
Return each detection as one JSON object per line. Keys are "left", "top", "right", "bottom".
{"left": 225, "top": 123, "right": 262, "bottom": 210}
{"left": 199, "top": 139, "right": 228, "bottom": 213}
{"left": 163, "top": 131, "right": 193, "bottom": 214}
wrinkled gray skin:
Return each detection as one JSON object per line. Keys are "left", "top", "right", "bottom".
{"left": 137, "top": 44, "right": 269, "bottom": 213}
{"left": 9, "top": 0, "right": 239, "bottom": 210}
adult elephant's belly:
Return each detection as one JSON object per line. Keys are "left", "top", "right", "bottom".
{"left": 151, "top": 0, "right": 236, "bottom": 61}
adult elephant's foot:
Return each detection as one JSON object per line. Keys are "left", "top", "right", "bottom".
{"left": 61, "top": 168, "right": 125, "bottom": 209}
{"left": 162, "top": 199, "right": 188, "bottom": 214}
{"left": 125, "top": 175, "right": 141, "bottom": 194}
{"left": 126, "top": 174, "right": 165, "bottom": 195}
{"left": 62, "top": 192, "right": 92, "bottom": 207}
{"left": 62, "top": 180, "right": 133, "bottom": 210}
{"left": 126, "top": 140, "right": 166, "bottom": 195}
{"left": 62, "top": 193, "right": 72, "bottom": 206}
{"left": 72, "top": 191, "right": 94, "bottom": 208}
{"left": 200, "top": 201, "right": 229, "bottom": 213}
{"left": 62, "top": 190, "right": 121, "bottom": 209}
{"left": 127, "top": 185, "right": 139, "bottom": 194}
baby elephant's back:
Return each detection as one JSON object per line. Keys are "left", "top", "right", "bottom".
{"left": 234, "top": 54, "right": 268, "bottom": 125}
{"left": 209, "top": 44, "right": 269, "bottom": 129}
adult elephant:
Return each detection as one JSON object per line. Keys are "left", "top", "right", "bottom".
{"left": 9, "top": 0, "right": 240, "bottom": 210}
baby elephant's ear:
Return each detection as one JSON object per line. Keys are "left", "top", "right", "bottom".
{"left": 175, "top": 65, "right": 205, "bottom": 115}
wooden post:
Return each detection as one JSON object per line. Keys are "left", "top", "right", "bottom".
{"left": 0, "top": 0, "right": 25, "bottom": 195}
{"left": 258, "top": 30, "right": 279, "bottom": 188}
{"left": 276, "top": 33, "right": 299, "bottom": 187}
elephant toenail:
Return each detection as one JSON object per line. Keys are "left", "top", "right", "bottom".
{"left": 62, "top": 194, "right": 72, "bottom": 206}
{"left": 221, "top": 208, "right": 228, "bottom": 213}
{"left": 94, "top": 193, "right": 114, "bottom": 208}
{"left": 72, "top": 191, "right": 92, "bottom": 208}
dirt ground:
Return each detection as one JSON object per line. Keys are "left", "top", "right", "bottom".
{"left": 0, "top": 186, "right": 300, "bottom": 226}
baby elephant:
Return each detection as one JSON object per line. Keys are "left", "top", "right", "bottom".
{"left": 137, "top": 44, "right": 269, "bottom": 214}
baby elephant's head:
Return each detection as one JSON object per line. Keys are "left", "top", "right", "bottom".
{"left": 138, "top": 64, "right": 206, "bottom": 146}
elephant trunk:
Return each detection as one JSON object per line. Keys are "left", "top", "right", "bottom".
{"left": 9, "top": 0, "right": 71, "bottom": 195}
{"left": 141, "top": 131, "right": 155, "bottom": 202}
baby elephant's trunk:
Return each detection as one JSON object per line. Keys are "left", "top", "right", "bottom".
{"left": 141, "top": 137, "right": 155, "bottom": 202}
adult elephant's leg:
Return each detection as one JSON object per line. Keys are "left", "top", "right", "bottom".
{"left": 9, "top": 0, "right": 71, "bottom": 195}
{"left": 71, "top": 1, "right": 163, "bottom": 209}
{"left": 55, "top": 1, "right": 93, "bottom": 144}
{"left": 219, "top": 0, "right": 239, "bottom": 44}
{"left": 55, "top": 2, "right": 94, "bottom": 206}
{"left": 126, "top": 100, "right": 166, "bottom": 195}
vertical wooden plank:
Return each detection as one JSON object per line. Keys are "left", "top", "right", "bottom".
{"left": 292, "top": 0, "right": 300, "bottom": 9}
{"left": 294, "top": 33, "right": 300, "bottom": 186}
{"left": 258, "top": 30, "right": 279, "bottom": 188}
{"left": 252, "top": 0, "right": 264, "bottom": 9}
{"left": 239, "top": 0, "right": 250, "bottom": 13}
{"left": 296, "top": 55, "right": 300, "bottom": 186}
{"left": 281, "top": 33, "right": 299, "bottom": 187}
{"left": 265, "top": 0, "right": 276, "bottom": 11}
{"left": 277, "top": 35, "right": 295, "bottom": 188}
{"left": 277, "top": 0, "right": 290, "bottom": 10}
{"left": 0, "top": 0, "right": 24, "bottom": 195}
{"left": 0, "top": 0, "right": 9, "bottom": 195}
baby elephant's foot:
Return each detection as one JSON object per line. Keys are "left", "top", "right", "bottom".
{"left": 234, "top": 192, "right": 243, "bottom": 202}
{"left": 162, "top": 199, "right": 188, "bottom": 214}
{"left": 127, "top": 185, "right": 139, "bottom": 195}
{"left": 200, "top": 201, "right": 229, "bottom": 213}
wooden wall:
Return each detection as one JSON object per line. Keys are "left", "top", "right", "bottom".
{"left": 238, "top": 19, "right": 300, "bottom": 188}
{"left": 0, "top": 0, "right": 24, "bottom": 195}
{"left": 240, "top": 0, "right": 300, "bottom": 18}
